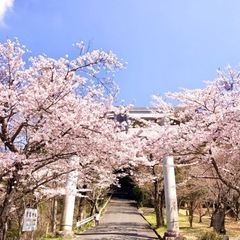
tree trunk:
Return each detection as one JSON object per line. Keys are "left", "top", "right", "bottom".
{"left": 198, "top": 202, "right": 206, "bottom": 223}
{"left": 159, "top": 189, "right": 165, "bottom": 226}
{"left": 154, "top": 190, "right": 161, "bottom": 227}
{"left": 233, "top": 194, "right": 240, "bottom": 221}
{"left": 188, "top": 201, "right": 194, "bottom": 228}
{"left": 90, "top": 198, "right": 98, "bottom": 216}
{"left": 0, "top": 179, "right": 18, "bottom": 240}
{"left": 153, "top": 177, "right": 164, "bottom": 227}
{"left": 0, "top": 198, "right": 14, "bottom": 240}
{"left": 210, "top": 203, "right": 226, "bottom": 234}
{"left": 51, "top": 197, "right": 58, "bottom": 233}
{"left": 77, "top": 197, "right": 86, "bottom": 221}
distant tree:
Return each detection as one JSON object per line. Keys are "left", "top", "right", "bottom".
{"left": 177, "top": 174, "right": 208, "bottom": 228}
{"left": 132, "top": 150, "right": 165, "bottom": 227}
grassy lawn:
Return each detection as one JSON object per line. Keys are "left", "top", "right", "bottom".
{"left": 141, "top": 208, "right": 240, "bottom": 240}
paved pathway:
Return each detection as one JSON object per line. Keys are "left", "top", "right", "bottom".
{"left": 76, "top": 198, "right": 160, "bottom": 240}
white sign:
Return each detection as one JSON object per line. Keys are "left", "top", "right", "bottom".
{"left": 22, "top": 208, "right": 38, "bottom": 232}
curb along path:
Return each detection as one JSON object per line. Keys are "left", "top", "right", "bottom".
{"left": 76, "top": 198, "right": 160, "bottom": 240}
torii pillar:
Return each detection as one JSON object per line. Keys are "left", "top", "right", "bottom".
{"left": 61, "top": 155, "right": 79, "bottom": 235}
{"left": 163, "top": 156, "right": 183, "bottom": 240}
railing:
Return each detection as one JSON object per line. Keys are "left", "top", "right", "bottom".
{"left": 75, "top": 195, "right": 111, "bottom": 228}
{"left": 76, "top": 215, "right": 95, "bottom": 228}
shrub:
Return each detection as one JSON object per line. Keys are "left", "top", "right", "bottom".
{"left": 197, "top": 231, "right": 225, "bottom": 240}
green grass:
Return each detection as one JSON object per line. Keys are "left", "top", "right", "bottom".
{"left": 74, "top": 220, "right": 95, "bottom": 234}
{"left": 38, "top": 220, "right": 95, "bottom": 239}
{"left": 141, "top": 208, "right": 240, "bottom": 240}
{"left": 38, "top": 207, "right": 240, "bottom": 240}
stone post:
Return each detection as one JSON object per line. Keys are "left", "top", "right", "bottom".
{"left": 163, "top": 156, "right": 183, "bottom": 240}
{"left": 61, "top": 155, "right": 79, "bottom": 235}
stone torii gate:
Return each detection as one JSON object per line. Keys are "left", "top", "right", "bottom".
{"left": 113, "top": 108, "right": 184, "bottom": 239}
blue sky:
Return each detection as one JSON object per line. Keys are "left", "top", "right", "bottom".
{"left": 1, "top": 0, "right": 240, "bottom": 107}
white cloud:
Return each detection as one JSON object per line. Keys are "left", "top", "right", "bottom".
{"left": 0, "top": 0, "right": 14, "bottom": 27}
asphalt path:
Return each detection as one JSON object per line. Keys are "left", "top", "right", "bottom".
{"left": 76, "top": 198, "right": 160, "bottom": 240}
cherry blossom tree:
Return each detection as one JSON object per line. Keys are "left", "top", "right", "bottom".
{"left": 127, "top": 117, "right": 167, "bottom": 227}
{"left": 147, "top": 66, "right": 240, "bottom": 233}
{"left": 132, "top": 159, "right": 165, "bottom": 227}
{"left": 0, "top": 38, "right": 129, "bottom": 239}
{"left": 151, "top": 66, "right": 240, "bottom": 194}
